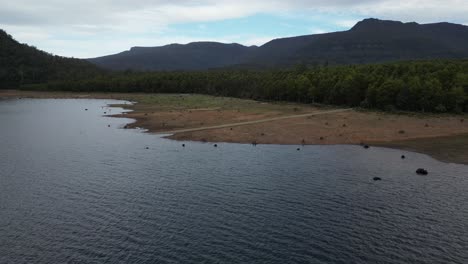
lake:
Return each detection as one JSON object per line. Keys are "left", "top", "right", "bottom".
{"left": 1, "top": 98, "right": 467, "bottom": 263}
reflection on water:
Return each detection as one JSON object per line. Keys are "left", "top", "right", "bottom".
{"left": 0, "top": 99, "right": 467, "bottom": 264}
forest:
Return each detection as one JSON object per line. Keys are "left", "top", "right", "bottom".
{"left": 17, "top": 60, "right": 468, "bottom": 113}
{"left": 0, "top": 30, "right": 102, "bottom": 88}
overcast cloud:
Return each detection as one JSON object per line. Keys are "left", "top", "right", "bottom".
{"left": 1, "top": 0, "right": 467, "bottom": 58}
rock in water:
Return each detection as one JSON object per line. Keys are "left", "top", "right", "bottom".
{"left": 373, "top": 177, "right": 382, "bottom": 181}
{"left": 416, "top": 168, "right": 428, "bottom": 175}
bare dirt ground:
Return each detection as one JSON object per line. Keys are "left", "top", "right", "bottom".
{"left": 2, "top": 90, "right": 468, "bottom": 164}
{"left": 168, "top": 109, "right": 468, "bottom": 145}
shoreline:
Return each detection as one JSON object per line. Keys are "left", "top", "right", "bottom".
{"left": 2, "top": 90, "right": 468, "bottom": 165}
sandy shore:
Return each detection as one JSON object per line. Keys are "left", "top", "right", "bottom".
{"left": 2, "top": 90, "right": 468, "bottom": 164}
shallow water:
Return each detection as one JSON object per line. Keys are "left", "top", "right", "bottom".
{"left": 1, "top": 99, "right": 467, "bottom": 264}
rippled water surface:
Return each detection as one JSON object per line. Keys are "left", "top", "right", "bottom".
{"left": 1, "top": 99, "right": 468, "bottom": 264}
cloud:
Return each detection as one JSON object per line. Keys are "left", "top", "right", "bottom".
{"left": 310, "top": 28, "right": 327, "bottom": 34}
{"left": 3, "top": 0, "right": 467, "bottom": 29}
{"left": 3, "top": 0, "right": 468, "bottom": 28}
{"left": 1, "top": 0, "right": 468, "bottom": 57}
{"left": 333, "top": 19, "right": 360, "bottom": 28}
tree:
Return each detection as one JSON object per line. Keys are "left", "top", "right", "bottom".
{"left": 373, "top": 79, "right": 404, "bottom": 109}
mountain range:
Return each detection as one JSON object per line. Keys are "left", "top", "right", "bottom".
{"left": 88, "top": 18, "right": 468, "bottom": 71}
{"left": 3, "top": 18, "right": 468, "bottom": 77}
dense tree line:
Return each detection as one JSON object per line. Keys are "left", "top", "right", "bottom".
{"left": 19, "top": 60, "right": 468, "bottom": 113}
{"left": 1, "top": 28, "right": 468, "bottom": 113}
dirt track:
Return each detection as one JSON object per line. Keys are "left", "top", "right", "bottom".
{"left": 159, "top": 108, "right": 353, "bottom": 134}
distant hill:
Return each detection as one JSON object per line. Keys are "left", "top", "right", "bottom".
{"left": 0, "top": 30, "right": 101, "bottom": 88}
{"left": 249, "top": 18, "right": 468, "bottom": 67}
{"left": 89, "top": 42, "right": 258, "bottom": 71}
{"left": 88, "top": 18, "right": 468, "bottom": 71}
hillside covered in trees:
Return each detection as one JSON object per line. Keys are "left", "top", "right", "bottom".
{"left": 0, "top": 30, "right": 102, "bottom": 88}
{"left": 2, "top": 26, "right": 468, "bottom": 113}
{"left": 27, "top": 60, "right": 468, "bottom": 113}
{"left": 89, "top": 19, "right": 468, "bottom": 71}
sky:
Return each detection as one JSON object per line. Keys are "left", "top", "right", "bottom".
{"left": 1, "top": 0, "right": 468, "bottom": 58}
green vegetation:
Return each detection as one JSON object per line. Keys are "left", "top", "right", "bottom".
{"left": 2, "top": 29, "right": 467, "bottom": 114}
{"left": 19, "top": 60, "right": 468, "bottom": 113}
{"left": 0, "top": 30, "right": 102, "bottom": 88}
{"left": 2, "top": 27, "right": 468, "bottom": 114}
{"left": 110, "top": 93, "right": 301, "bottom": 113}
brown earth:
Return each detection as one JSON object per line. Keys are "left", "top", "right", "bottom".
{"left": 2, "top": 90, "right": 468, "bottom": 164}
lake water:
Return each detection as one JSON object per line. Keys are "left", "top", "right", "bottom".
{"left": 1, "top": 98, "right": 467, "bottom": 264}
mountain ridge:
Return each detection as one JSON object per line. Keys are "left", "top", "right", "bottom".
{"left": 89, "top": 41, "right": 258, "bottom": 71}
{"left": 4, "top": 18, "right": 468, "bottom": 73}
{"left": 88, "top": 18, "right": 468, "bottom": 71}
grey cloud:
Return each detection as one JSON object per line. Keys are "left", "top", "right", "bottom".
{"left": 1, "top": 0, "right": 466, "bottom": 27}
